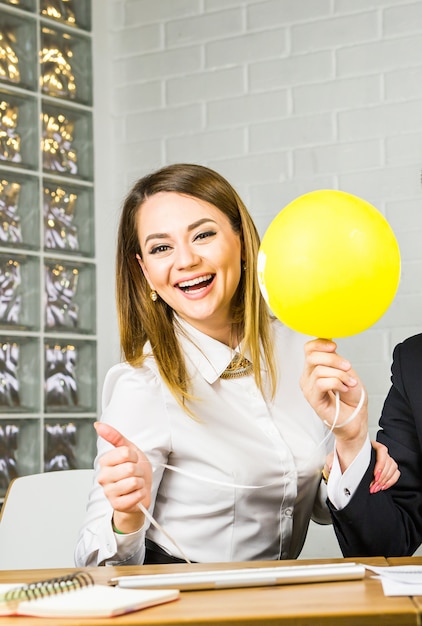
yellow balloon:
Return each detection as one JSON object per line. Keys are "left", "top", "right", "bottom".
{"left": 257, "top": 190, "right": 401, "bottom": 338}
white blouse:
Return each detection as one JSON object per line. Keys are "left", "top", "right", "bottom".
{"left": 75, "top": 319, "right": 335, "bottom": 567}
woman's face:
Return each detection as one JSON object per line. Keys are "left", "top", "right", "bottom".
{"left": 136, "top": 191, "right": 242, "bottom": 341}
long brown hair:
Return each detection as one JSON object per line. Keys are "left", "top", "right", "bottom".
{"left": 116, "top": 163, "right": 277, "bottom": 412}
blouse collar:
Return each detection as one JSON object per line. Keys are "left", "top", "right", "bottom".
{"left": 174, "top": 316, "right": 249, "bottom": 384}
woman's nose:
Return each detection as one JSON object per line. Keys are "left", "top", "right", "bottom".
{"left": 175, "top": 244, "right": 200, "bottom": 270}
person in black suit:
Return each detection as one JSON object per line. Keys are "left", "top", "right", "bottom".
{"left": 304, "top": 334, "right": 422, "bottom": 557}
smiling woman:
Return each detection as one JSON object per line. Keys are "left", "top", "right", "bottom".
{"left": 115, "top": 164, "right": 268, "bottom": 410}
{"left": 75, "top": 163, "right": 399, "bottom": 569}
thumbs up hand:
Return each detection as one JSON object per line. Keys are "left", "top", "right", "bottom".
{"left": 94, "top": 421, "right": 152, "bottom": 534}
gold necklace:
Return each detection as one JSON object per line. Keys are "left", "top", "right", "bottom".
{"left": 220, "top": 355, "right": 253, "bottom": 379}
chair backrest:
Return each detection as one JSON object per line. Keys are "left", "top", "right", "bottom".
{"left": 0, "top": 468, "right": 94, "bottom": 569}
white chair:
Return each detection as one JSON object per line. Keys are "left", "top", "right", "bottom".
{"left": 0, "top": 468, "right": 94, "bottom": 569}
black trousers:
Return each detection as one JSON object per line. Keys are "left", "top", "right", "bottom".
{"left": 144, "top": 538, "right": 193, "bottom": 564}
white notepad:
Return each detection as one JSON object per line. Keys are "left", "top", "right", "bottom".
{"left": 110, "top": 561, "right": 365, "bottom": 591}
{"left": 0, "top": 580, "right": 179, "bottom": 617}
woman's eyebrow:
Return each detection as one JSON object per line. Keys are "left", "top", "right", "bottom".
{"left": 187, "top": 218, "right": 217, "bottom": 231}
{"left": 144, "top": 218, "right": 217, "bottom": 245}
{"left": 144, "top": 231, "right": 168, "bottom": 245}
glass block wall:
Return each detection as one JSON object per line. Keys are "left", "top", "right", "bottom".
{"left": 0, "top": 0, "right": 96, "bottom": 500}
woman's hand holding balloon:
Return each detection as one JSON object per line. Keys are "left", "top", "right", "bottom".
{"left": 94, "top": 422, "right": 152, "bottom": 534}
{"left": 300, "top": 339, "right": 368, "bottom": 472}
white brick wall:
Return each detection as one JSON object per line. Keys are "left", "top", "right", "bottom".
{"left": 93, "top": 0, "right": 422, "bottom": 559}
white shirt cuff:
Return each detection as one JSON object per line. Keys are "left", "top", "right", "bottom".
{"left": 327, "top": 435, "right": 371, "bottom": 510}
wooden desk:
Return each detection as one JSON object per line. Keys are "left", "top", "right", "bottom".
{"left": 0, "top": 557, "right": 419, "bottom": 626}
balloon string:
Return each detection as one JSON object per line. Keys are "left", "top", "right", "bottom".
{"left": 324, "top": 387, "right": 366, "bottom": 430}
{"left": 137, "top": 466, "right": 284, "bottom": 564}
{"left": 160, "top": 463, "right": 280, "bottom": 489}
{"left": 138, "top": 448, "right": 326, "bottom": 564}
{"left": 138, "top": 500, "right": 193, "bottom": 564}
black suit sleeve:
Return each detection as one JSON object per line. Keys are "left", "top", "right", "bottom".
{"left": 328, "top": 335, "right": 422, "bottom": 557}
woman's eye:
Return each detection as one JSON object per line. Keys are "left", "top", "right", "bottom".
{"left": 150, "top": 244, "right": 170, "bottom": 255}
{"left": 195, "top": 230, "right": 216, "bottom": 241}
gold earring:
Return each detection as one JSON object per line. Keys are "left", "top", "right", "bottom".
{"left": 150, "top": 289, "right": 158, "bottom": 302}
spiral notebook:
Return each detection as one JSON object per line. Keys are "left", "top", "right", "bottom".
{"left": 0, "top": 571, "right": 179, "bottom": 618}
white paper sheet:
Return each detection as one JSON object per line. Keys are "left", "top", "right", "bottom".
{"left": 365, "top": 565, "right": 422, "bottom": 596}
